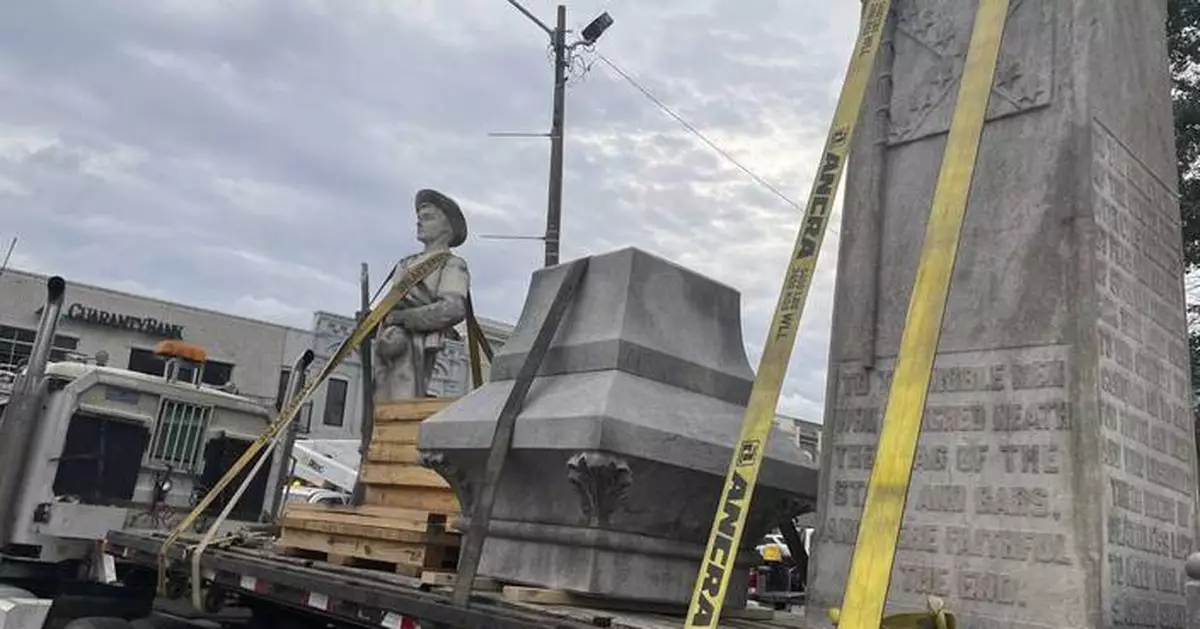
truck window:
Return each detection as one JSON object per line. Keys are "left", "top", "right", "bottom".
{"left": 53, "top": 413, "right": 150, "bottom": 503}
{"left": 199, "top": 435, "right": 271, "bottom": 520}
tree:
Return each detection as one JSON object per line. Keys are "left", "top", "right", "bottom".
{"left": 1168, "top": 0, "right": 1200, "bottom": 401}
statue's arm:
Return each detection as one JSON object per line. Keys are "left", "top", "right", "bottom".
{"left": 393, "top": 257, "right": 470, "bottom": 332}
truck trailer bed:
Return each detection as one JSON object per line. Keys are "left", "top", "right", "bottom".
{"left": 106, "top": 530, "right": 806, "bottom": 629}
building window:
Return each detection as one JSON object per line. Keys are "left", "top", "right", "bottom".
{"left": 204, "top": 360, "right": 235, "bottom": 386}
{"left": 275, "top": 369, "right": 292, "bottom": 411}
{"left": 323, "top": 379, "right": 348, "bottom": 427}
{"left": 0, "top": 324, "right": 78, "bottom": 368}
{"left": 128, "top": 348, "right": 235, "bottom": 387}
{"left": 127, "top": 348, "right": 162, "bottom": 378}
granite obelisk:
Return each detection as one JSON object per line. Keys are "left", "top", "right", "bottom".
{"left": 809, "top": 2, "right": 1199, "bottom": 628}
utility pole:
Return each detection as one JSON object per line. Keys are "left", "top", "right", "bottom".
{"left": 501, "top": 1, "right": 612, "bottom": 268}
{"left": 545, "top": 5, "right": 567, "bottom": 268}
{"left": 352, "top": 262, "right": 375, "bottom": 505}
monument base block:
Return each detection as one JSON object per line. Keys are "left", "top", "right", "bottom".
{"left": 477, "top": 521, "right": 757, "bottom": 606}
{"left": 418, "top": 248, "right": 818, "bottom": 605}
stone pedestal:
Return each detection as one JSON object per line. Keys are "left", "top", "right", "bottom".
{"left": 418, "top": 247, "right": 818, "bottom": 605}
{"left": 809, "top": 2, "right": 1199, "bottom": 628}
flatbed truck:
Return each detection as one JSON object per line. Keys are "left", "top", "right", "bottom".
{"left": 104, "top": 529, "right": 804, "bottom": 629}
{"left": 0, "top": 276, "right": 803, "bottom": 629}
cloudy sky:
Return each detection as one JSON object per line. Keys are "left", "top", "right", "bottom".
{"left": 0, "top": 1, "right": 861, "bottom": 422}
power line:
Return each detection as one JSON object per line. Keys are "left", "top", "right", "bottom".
{"left": 0, "top": 237, "right": 16, "bottom": 279}
{"left": 594, "top": 52, "right": 804, "bottom": 213}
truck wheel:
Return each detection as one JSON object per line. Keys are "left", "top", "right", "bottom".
{"left": 201, "top": 584, "right": 225, "bottom": 613}
{"left": 63, "top": 618, "right": 134, "bottom": 629}
{"left": 162, "top": 578, "right": 188, "bottom": 600}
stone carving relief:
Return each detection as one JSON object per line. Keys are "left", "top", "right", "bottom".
{"left": 888, "top": 0, "right": 1054, "bottom": 145}
{"left": 566, "top": 452, "right": 633, "bottom": 527}
{"left": 427, "top": 338, "right": 469, "bottom": 398}
{"left": 419, "top": 451, "right": 476, "bottom": 514}
{"left": 314, "top": 313, "right": 359, "bottom": 362}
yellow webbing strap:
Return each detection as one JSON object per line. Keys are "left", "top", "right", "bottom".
{"left": 155, "top": 250, "right": 451, "bottom": 595}
{"left": 682, "top": 1, "right": 893, "bottom": 626}
{"left": 190, "top": 425, "right": 286, "bottom": 607}
{"left": 835, "top": 0, "right": 1010, "bottom": 627}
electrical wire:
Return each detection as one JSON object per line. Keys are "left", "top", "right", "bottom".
{"left": 594, "top": 52, "right": 805, "bottom": 213}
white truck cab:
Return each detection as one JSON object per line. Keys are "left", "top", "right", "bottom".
{"left": 3, "top": 358, "right": 278, "bottom": 564}
{"left": 0, "top": 277, "right": 283, "bottom": 570}
{"left": 0, "top": 277, "right": 310, "bottom": 628}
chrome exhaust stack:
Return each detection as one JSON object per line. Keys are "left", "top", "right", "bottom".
{"left": 268, "top": 348, "right": 315, "bottom": 521}
{"left": 19, "top": 276, "right": 66, "bottom": 394}
{"left": 0, "top": 276, "right": 66, "bottom": 545}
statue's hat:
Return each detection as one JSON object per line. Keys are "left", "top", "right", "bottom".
{"left": 415, "top": 188, "right": 467, "bottom": 247}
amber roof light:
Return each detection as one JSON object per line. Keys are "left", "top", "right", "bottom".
{"left": 153, "top": 340, "right": 207, "bottom": 363}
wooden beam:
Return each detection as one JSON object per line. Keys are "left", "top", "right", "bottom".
{"left": 361, "top": 463, "right": 451, "bottom": 489}
{"left": 375, "top": 398, "right": 457, "bottom": 422}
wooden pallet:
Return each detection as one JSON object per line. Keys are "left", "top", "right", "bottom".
{"left": 278, "top": 503, "right": 460, "bottom": 576}
{"left": 276, "top": 398, "right": 463, "bottom": 576}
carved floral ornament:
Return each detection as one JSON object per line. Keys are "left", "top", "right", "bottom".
{"left": 419, "top": 451, "right": 476, "bottom": 511}
{"left": 566, "top": 451, "right": 633, "bottom": 527}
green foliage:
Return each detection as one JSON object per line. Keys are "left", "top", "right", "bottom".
{"left": 1192, "top": 322, "right": 1200, "bottom": 388}
{"left": 1169, "top": 0, "right": 1200, "bottom": 400}
{"left": 1170, "top": 0, "right": 1200, "bottom": 268}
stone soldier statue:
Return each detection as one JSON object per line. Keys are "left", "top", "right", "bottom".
{"left": 372, "top": 189, "right": 471, "bottom": 402}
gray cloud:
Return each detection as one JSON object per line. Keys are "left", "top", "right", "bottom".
{"left": 0, "top": 0, "right": 859, "bottom": 422}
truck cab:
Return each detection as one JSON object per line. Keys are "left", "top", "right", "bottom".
{"left": 0, "top": 290, "right": 280, "bottom": 574}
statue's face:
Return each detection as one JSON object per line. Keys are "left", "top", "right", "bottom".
{"left": 416, "top": 203, "right": 452, "bottom": 245}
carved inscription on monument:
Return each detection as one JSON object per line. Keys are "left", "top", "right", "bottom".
{"left": 1092, "top": 120, "right": 1194, "bottom": 629}
{"left": 814, "top": 346, "right": 1082, "bottom": 625}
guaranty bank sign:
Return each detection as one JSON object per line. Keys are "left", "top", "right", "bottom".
{"left": 64, "top": 303, "right": 185, "bottom": 339}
